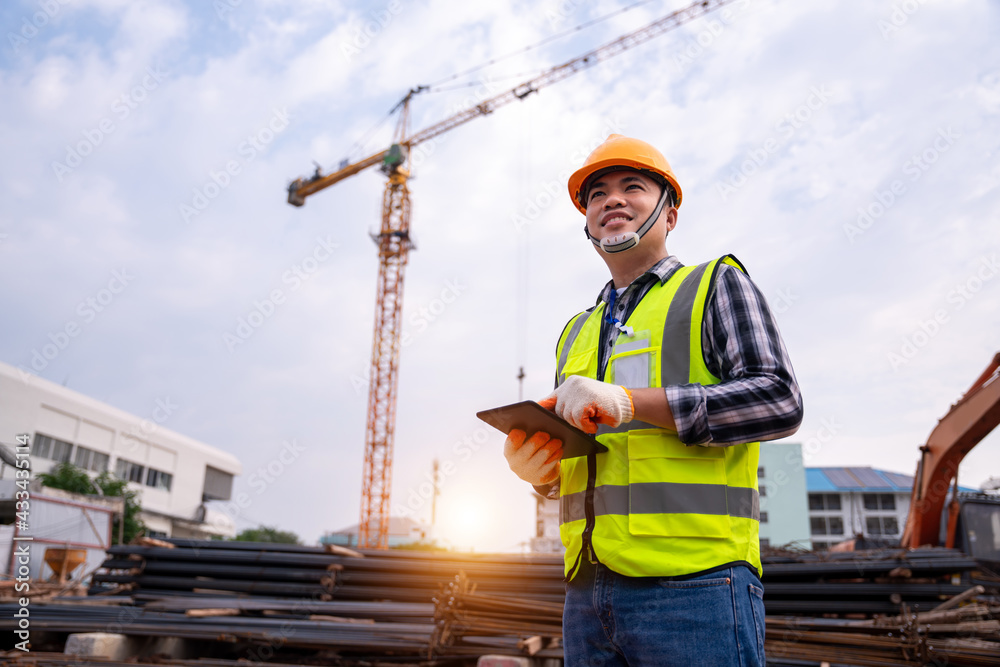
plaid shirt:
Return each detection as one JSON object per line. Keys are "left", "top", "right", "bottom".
{"left": 588, "top": 255, "right": 803, "bottom": 446}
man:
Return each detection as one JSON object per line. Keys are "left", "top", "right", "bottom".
{"left": 503, "top": 134, "right": 803, "bottom": 666}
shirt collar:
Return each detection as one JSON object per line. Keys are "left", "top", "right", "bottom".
{"left": 596, "top": 255, "right": 684, "bottom": 306}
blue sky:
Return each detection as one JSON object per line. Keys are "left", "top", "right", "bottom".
{"left": 1, "top": 0, "right": 998, "bottom": 550}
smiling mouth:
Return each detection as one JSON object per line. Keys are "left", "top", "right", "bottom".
{"left": 602, "top": 215, "right": 630, "bottom": 227}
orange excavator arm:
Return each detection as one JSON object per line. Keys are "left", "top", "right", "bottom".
{"left": 901, "top": 352, "right": 1000, "bottom": 548}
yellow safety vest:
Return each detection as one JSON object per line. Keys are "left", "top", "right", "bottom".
{"left": 556, "top": 256, "right": 762, "bottom": 580}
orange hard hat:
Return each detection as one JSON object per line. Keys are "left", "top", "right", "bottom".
{"left": 567, "top": 134, "right": 682, "bottom": 214}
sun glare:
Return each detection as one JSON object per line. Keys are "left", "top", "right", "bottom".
{"left": 437, "top": 497, "right": 490, "bottom": 551}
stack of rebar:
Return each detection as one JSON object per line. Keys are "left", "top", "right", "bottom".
{"left": 1, "top": 539, "right": 996, "bottom": 665}
{"left": 766, "top": 606, "right": 1000, "bottom": 667}
{"left": 431, "top": 571, "right": 564, "bottom": 659}
{"left": 90, "top": 538, "right": 565, "bottom": 604}
{"left": 429, "top": 546, "right": 1000, "bottom": 664}
{"left": 76, "top": 538, "right": 562, "bottom": 662}
{"left": 759, "top": 546, "right": 985, "bottom": 616}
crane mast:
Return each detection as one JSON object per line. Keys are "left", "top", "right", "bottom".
{"left": 287, "top": 0, "right": 736, "bottom": 548}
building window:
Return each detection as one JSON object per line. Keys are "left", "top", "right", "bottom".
{"left": 203, "top": 465, "right": 234, "bottom": 501}
{"left": 809, "top": 493, "right": 842, "bottom": 511}
{"left": 866, "top": 516, "right": 899, "bottom": 536}
{"left": 115, "top": 458, "right": 145, "bottom": 484}
{"left": 33, "top": 433, "right": 73, "bottom": 463}
{"left": 760, "top": 511, "right": 768, "bottom": 523}
{"left": 760, "top": 538, "right": 770, "bottom": 548}
{"left": 145, "top": 468, "right": 173, "bottom": 491}
{"left": 758, "top": 466, "right": 765, "bottom": 478}
{"left": 74, "top": 446, "right": 110, "bottom": 473}
{"left": 759, "top": 485, "right": 767, "bottom": 497}
{"left": 864, "top": 493, "right": 896, "bottom": 511}
{"left": 810, "top": 517, "right": 843, "bottom": 536}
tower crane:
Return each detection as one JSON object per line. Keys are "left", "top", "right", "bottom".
{"left": 287, "top": 0, "right": 736, "bottom": 548}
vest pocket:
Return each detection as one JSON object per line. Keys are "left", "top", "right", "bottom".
{"left": 627, "top": 431, "right": 732, "bottom": 538}
{"left": 558, "top": 350, "right": 594, "bottom": 386}
{"left": 608, "top": 340, "right": 657, "bottom": 389}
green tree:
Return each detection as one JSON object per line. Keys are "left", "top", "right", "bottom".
{"left": 233, "top": 526, "right": 301, "bottom": 544}
{"left": 37, "top": 462, "right": 147, "bottom": 545}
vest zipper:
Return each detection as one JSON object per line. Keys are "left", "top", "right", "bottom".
{"left": 582, "top": 450, "right": 599, "bottom": 564}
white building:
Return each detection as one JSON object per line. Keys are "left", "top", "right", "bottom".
{"left": 0, "top": 362, "right": 241, "bottom": 540}
{"left": 805, "top": 466, "right": 976, "bottom": 551}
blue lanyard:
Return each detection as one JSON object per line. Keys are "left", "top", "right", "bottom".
{"left": 605, "top": 289, "right": 634, "bottom": 337}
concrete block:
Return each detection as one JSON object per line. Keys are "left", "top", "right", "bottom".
{"left": 64, "top": 633, "right": 195, "bottom": 660}
{"left": 65, "top": 633, "right": 133, "bottom": 660}
{"left": 477, "top": 656, "right": 532, "bottom": 667}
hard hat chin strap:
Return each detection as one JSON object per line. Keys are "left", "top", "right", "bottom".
{"left": 586, "top": 186, "right": 672, "bottom": 254}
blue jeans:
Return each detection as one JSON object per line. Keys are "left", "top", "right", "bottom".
{"left": 563, "top": 561, "right": 765, "bottom": 666}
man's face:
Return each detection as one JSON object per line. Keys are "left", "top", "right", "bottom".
{"left": 584, "top": 170, "right": 668, "bottom": 246}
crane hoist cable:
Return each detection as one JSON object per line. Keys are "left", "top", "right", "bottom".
{"left": 423, "top": 0, "right": 666, "bottom": 91}
{"left": 339, "top": 1, "right": 667, "bottom": 169}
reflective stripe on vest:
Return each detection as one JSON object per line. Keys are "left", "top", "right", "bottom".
{"left": 557, "top": 310, "right": 595, "bottom": 386}
{"left": 560, "top": 483, "right": 760, "bottom": 524}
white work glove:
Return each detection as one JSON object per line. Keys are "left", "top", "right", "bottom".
{"left": 538, "top": 375, "right": 634, "bottom": 434}
{"left": 504, "top": 429, "right": 562, "bottom": 485}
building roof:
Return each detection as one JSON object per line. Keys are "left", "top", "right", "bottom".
{"left": 326, "top": 516, "right": 428, "bottom": 538}
{"left": 807, "top": 466, "right": 977, "bottom": 493}
{"left": 0, "top": 361, "right": 241, "bottom": 473}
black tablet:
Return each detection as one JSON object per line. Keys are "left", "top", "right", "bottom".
{"left": 476, "top": 400, "right": 608, "bottom": 459}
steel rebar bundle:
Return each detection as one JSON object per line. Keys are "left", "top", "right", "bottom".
{"left": 6, "top": 539, "right": 995, "bottom": 664}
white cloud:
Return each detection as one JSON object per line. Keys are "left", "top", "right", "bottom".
{"left": 1, "top": 0, "right": 999, "bottom": 549}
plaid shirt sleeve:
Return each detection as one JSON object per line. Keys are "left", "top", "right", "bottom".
{"left": 664, "top": 264, "right": 803, "bottom": 446}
